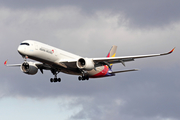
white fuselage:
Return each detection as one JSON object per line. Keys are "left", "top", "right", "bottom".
{"left": 17, "top": 40, "right": 105, "bottom": 77}
{"left": 18, "top": 40, "right": 81, "bottom": 74}
{"left": 18, "top": 40, "right": 81, "bottom": 61}
{"left": 9, "top": 39, "right": 174, "bottom": 80}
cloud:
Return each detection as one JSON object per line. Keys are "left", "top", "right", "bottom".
{"left": 64, "top": 68, "right": 180, "bottom": 120}
{"left": 1, "top": 0, "right": 180, "bottom": 28}
{"left": 0, "top": 6, "right": 180, "bottom": 120}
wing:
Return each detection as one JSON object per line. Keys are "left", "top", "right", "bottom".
{"left": 4, "top": 60, "right": 51, "bottom": 73}
{"left": 93, "top": 48, "right": 175, "bottom": 66}
{"left": 58, "top": 48, "right": 175, "bottom": 69}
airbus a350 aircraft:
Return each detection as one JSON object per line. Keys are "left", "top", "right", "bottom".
{"left": 4, "top": 40, "right": 175, "bottom": 82}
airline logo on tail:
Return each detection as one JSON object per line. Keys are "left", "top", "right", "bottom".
{"left": 106, "top": 45, "right": 117, "bottom": 68}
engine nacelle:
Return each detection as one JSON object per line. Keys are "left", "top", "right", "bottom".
{"left": 20, "top": 62, "right": 38, "bottom": 75}
{"left": 77, "top": 58, "right": 95, "bottom": 71}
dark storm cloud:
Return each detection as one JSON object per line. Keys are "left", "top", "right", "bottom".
{"left": 1, "top": 0, "right": 180, "bottom": 27}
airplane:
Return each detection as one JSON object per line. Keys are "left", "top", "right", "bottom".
{"left": 4, "top": 40, "right": 175, "bottom": 83}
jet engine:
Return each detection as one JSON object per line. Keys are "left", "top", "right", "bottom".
{"left": 21, "top": 62, "right": 38, "bottom": 75}
{"left": 77, "top": 58, "right": 95, "bottom": 70}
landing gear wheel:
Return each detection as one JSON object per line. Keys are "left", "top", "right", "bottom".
{"left": 78, "top": 76, "right": 82, "bottom": 81}
{"left": 50, "top": 78, "right": 53, "bottom": 82}
{"left": 78, "top": 76, "right": 89, "bottom": 81}
{"left": 82, "top": 77, "right": 85, "bottom": 80}
{"left": 54, "top": 78, "right": 57, "bottom": 82}
{"left": 58, "top": 78, "right": 61, "bottom": 82}
{"left": 50, "top": 78, "right": 61, "bottom": 83}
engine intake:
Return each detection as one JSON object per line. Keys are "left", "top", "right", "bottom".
{"left": 77, "top": 58, "right": 94, "bottom": 70}
{"left": 21, "top": 62, "right": 38, "bottom": 75}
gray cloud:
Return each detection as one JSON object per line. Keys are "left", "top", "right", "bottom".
{"left": 0, "top": 4, "right": 179, "bottom": 120}
{"left": 66, "top": 68, "right": 180, "bottom": 120}
{"left": 1, "top": 0, "right": 180, "bottom": 28}
{"left": 1, "top": 67, "right": 180, "bottom": 120}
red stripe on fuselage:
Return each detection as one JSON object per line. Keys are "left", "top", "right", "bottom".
{"left": 90, "top": 66, "right": 109, "bottom": 78}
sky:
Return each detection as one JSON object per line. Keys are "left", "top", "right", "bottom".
{"left": 0, "top": 0, "right": 180, "bottom": 120}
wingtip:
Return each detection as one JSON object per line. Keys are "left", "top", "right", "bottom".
{"left": 4, "top": 60, "right": 8, "bottom": 65}
{"left": 169, "top": 47, "right": 175, "bottom": 54}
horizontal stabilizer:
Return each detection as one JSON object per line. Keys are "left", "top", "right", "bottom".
{"left": 110, "top": 69, "right": 138, "bottom": 74}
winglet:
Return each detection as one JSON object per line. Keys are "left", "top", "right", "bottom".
{"left": 4, "top": 60, "right": 8, "bottom": 65}
{"left": 160, "top": 47, "right": 175, "bottom": 56}
{"left": 168, "top": 47, "right": 175, "bottom": 54}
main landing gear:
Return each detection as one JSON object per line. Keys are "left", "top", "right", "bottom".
{"left": 50, "top": 78, "right": 61, "bottom": 82}
{"left": 50, "top": 70, "right": 61, "bottom": 83}
{"left": 78, "top": 76, "right": 89, "bottom": 81}
{"left": 78, "top": 70, "right": 89, "bottom": 81}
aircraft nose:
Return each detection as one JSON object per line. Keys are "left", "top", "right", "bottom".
{"left": 18, "top": 46, "right": 24, "bottom": 55}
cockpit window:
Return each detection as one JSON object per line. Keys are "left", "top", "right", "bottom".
{"left": 20, "top": 43, "right": 30, "bottom": 46}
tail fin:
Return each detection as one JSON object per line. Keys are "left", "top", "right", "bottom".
{"left": 106, "top": 45, "right": 117, "bottom": 68}
{"left": 106, "top": 45, "right": 117, "bottom": 57}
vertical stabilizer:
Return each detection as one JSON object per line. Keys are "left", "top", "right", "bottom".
{"left": 106, "top": 45, "right": 117, "bottom": 68}
{"left": 106, "top": 45, "right": 117, "bottom": 57}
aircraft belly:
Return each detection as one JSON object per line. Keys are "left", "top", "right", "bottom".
{"left": 87, "top": 66, "right": 105, "bottom": 77}
{"left": 59, "top": 66, "right": 109, "bottom": 77}
{"left": 61, "top": 68, "right": 81, "bottom": 75}
{"left": 28, "top": 55, "right": 81, "bottom": 75}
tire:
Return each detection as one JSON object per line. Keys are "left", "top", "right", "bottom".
{"left": 78, "top": 76, "right": 82, "bottom": 81}
{"left": 50, "top": 78, "right": 53, "bottom": 82}
{"left": 58, "top": 78, "right": 61, "bottom": 82}
{"left": 54, "top": 78, "right": 57, "bottom": 82}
